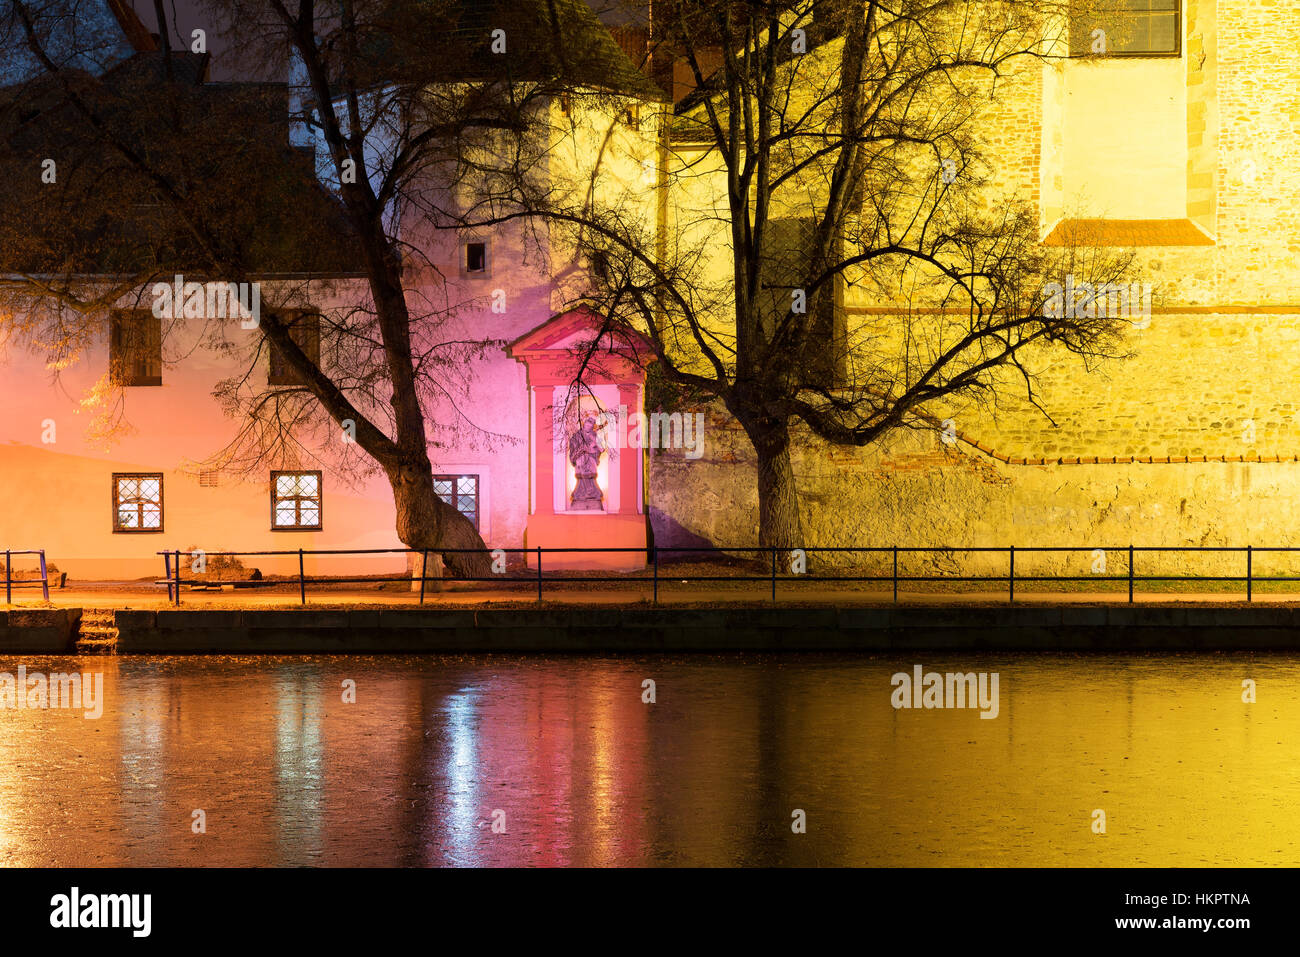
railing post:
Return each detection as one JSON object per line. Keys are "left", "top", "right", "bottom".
{"left": 298, "top": 548, "right": 306, "bottom": 605}
{"left": 39, "top": 550, "right": 49, "bottom": 602}
{"left": 536, "top": 547, "right": 543, "bottom": 603}
{"left": 419, "top": 549, "right": 428, "bottom": 605}
{"left": 163, "top": 551, "right": 173, "bottom": 604}
{"left": 892, "top": 546, "right": 898, "bottom": 603}
{"left": 652, "top": 547, "right": 658, "bottom": 605}
{"left": 5, "top": 549, "right": 11, "bottom": 605}
{"left": 1128, "top": 544, "right": 1134, "bottom": 604}
{"left": 1247, "top": 545, "right": 1252, "bottom": 603}
{"left": 173, "top": 549, "right": 181, "bottom": 606}
{"left": 1008, "top": 545, "right": 1015, "bottom": 604}
{"left": 770, "top": 548, "right": 777, "bottom": 604}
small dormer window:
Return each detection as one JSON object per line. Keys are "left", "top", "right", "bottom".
{"left": 462, "top": 240, "right": 489, "bottom": 277}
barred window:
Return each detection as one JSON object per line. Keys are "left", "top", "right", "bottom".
{"left": 271, "top": 470, "right": 323, "bottom": 530}
{"left": 434, "top": 474, "right": 479, "bottom": 530}
{"left": 109, "top": 311, "right": 163, "bottom": 386}
{"left": 112, "top": 473, "right": 163, "bottom": 532}
{"left": 268, "top": 313, "right": 322, "bottom": 386}
{"left": 1071, "top": 1, "right": 1180, "bottom": 57}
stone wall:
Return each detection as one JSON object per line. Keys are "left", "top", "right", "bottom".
{"left": 649, "top": 1, "right": 1300, "bottom": 575}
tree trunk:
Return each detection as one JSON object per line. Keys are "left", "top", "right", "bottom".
{"left": 749, "top": 419, "right": 804, "bottom": 551}
{"left": 389, "top": 458, "right": 492, "bottom": 579}
{"left": 408, "top": 551, "right": 444, "bottom": 593}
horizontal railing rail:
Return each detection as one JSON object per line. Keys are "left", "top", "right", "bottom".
{"left": 2, "top": 549, "right": 50, "bottom": 603}
{"left": 149, "top": 544, "right": 1300, "bottom": 607}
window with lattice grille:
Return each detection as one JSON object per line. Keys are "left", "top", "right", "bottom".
{"left": 271, "top": 470, "right": 323, "bottom": 530}
{"left": 112, "top": 473, "right": 163, "bottom": 532}
{"left": 433, "top": 474, "right": 479, "bottom": 530}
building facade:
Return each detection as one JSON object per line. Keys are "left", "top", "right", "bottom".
{"left": 2, "top": 0, "right": 1299, "bottom": 583}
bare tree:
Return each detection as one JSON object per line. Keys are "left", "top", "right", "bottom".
{"left": 481, "top": 0, "right": 1140, "bottom": 551}
{"left": 0, "top": 0, "right": 643, "bottom": 574}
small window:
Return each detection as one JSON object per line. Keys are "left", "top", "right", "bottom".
{"left": 112, "top": 473, "right": 163, "bottom": 532}
{"left": 109, "top": 311, "right": 163, "bottom": 386}
{"left": 198, "top": 470, "right": 220, "bottom": 487}
{"left": 462, "top": 240, "right": 489, "bottom": 277}
{"left": 271, "top": 470, "right": 323, "bottom": 530}
{"left": 268, "top": 312, "right": 321, "bottom": 386}
{"left": 589, "top": 247, "right": 610, "bottom": 283}
{"left": 1070, "top": 1, "right": 1180, "bottom": 57}
{"left": 433, "top": 474, "right": 479, "bottom": 530}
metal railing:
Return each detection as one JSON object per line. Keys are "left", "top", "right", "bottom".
{"left": 3, "top": 549, "right": 50, "bottom": 603}
{"left": 152, "top": 544, "right": 1300, "bottom": 606}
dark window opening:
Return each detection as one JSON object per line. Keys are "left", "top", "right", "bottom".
{"left": 268, "top": 312, "right": 322, "bottom": 386}
{"left": 465, "top": 242, "right": 488, "bottom": 274}
{"left": 1070, "top": 0, "right": 1181, "bottom": 57}
{"left": 109, "top": 311, "right": 163, "bottom": 386}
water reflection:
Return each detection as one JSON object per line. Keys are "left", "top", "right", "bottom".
{"left": 0, "top": 653, "right": 1293, "bottom": 866}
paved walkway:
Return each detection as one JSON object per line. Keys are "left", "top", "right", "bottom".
{"left": 1, "top": 582, "right": 1285, "bottom": 609}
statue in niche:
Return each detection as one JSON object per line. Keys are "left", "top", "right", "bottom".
{"left": 568, "top": 415, "right": 605, "bottom": 510}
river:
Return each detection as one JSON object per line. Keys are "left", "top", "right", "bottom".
{"left": 0, "top": 653, "right": 1292, "bottom": 866}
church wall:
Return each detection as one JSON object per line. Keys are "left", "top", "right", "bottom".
{"left": 649, "top": 0, "right": 1300, "bottom": 566}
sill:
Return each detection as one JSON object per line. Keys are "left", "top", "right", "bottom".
{"left": 113, "top": 378, "right": 163, "bottom": 387}
{"left": 1042, "top": 218, "right": 1214, "bottom": 248}
{"left": 113, "top": 528, "right": 164, "bottom": 534}
{"left": 270, "top": 527, "right": 323, "bottom": 532}
{"left": 1068, "top": 52, "right": 1182, "bottom": 60}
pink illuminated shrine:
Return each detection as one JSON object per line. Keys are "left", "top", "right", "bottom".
{"left": 509, "top": 307, "right": 654, "bottom": 570}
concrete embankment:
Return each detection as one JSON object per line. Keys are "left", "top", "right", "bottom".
{"left": 88, "top": 605, "right": 1300, "bottom": 653}
{"left": 0, "top": 609, "right": 81, "bottom": 652}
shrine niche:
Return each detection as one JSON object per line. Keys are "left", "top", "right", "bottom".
{"left": 507, "top": 307, "right": 653, "bottom": 570}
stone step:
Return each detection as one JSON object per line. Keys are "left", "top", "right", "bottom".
{"left": 76, "top": 610, "right": 119, "bottom": 654}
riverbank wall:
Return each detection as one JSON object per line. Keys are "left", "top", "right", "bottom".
{"left": 105, "top": 605, "right": 1300, "bottom": 653}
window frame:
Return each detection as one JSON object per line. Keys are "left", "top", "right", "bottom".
{"left": 111, "top": 472, "right": 164, "bottom": 533}
{"left": 109, "top": 310, "right": 164, "bottom": 387}
{"left": 433, "top": 474, "right": 480, "bottom": 531}
{"left": 1069, "top": 0, "right": 1182, "bottom": 58}
{"left": 267, "top": 311, "right": 322, "bottom": 387}
{"left": 270, "top": 470, "right": 324, "bottom": 531}
{"left": 460, "top": 239, "right": 491, "bottom": 278}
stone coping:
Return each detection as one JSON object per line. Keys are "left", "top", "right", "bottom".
{"left": 101, "top": 605, "right": 1300, "bottom": 653}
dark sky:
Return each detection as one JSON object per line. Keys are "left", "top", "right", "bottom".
{"left": 124, "top": 0, "right": 637, "bottom": 82}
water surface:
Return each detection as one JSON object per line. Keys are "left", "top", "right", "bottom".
{"left": 0, "top": 653, "right": 1293, "bottom": 866}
